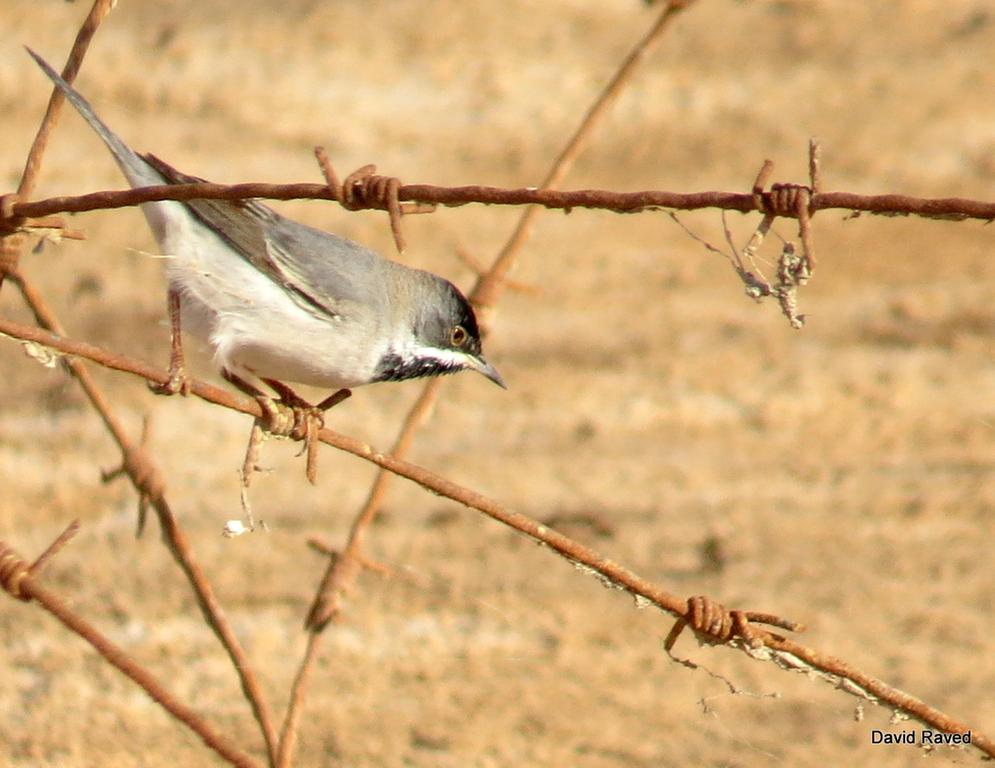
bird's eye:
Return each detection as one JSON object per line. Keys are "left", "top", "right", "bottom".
{"left": 451, "top": 325, "right": 468, "bottom": 346}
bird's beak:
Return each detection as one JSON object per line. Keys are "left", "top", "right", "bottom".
{"left": 467, "top": 355, "right": 506, "bottom": 389}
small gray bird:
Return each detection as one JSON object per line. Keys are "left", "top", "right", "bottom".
{"left": 28, "top": 49, "right": 504, "bottom": 403}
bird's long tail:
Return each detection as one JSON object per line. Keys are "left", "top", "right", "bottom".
{"left": 26, "top": 47, "right": 164, "bottom": 189}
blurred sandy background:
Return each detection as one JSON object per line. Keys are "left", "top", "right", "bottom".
{"left": 2, "top": 1, "right": 994, "bottom": 765}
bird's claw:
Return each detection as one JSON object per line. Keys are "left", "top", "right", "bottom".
{"left": 255, "top": 395, "right": 324, "bottom": 441}
{"left": 148, "top": 367, "right": 191, "bottom": 396}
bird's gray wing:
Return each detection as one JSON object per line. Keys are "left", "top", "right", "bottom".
{"left": 144, "top": 154, "right": 379, "bottom": 320}
{"left": 29, "top": 47, "right": 383, "bottom": 321}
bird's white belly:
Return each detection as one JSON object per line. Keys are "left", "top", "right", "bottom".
{"left": 158, "top": 210, "right": 382, "bottom": 389}
{"left": 219, "top": 316, "right": 380, "bottom": 389}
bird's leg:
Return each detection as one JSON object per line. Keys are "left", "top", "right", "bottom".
{"left": 221, "top": 368, "right": 267, "bottom": 399}
{"left": 148, "top": 287, "right": 191, "bottom": 396}
{"left": 316, "top": 388, "right": 353, "bottom": 411}
{"left": 259, "top": 377, "right": 311, "bottom": 411}
{"left": 259, "top": 377, "right": 352, "bottom": 424}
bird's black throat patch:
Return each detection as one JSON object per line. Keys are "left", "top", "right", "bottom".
{"left": 373, "top": 352, "right": 465, "bottom": 383}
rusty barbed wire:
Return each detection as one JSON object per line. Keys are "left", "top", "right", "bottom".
{"left": 6, "top": 276, "right": 284, "bottom": 768}
{"left": 6, "top": 0, "right": 995, "bottom": 764}
{"left": 301, "top": 0, "right": 701, "bottom": 642}
{"left": 313, "top": 148, "right": 436, "bottom": 256}
{"left": 6, "top": 175, "right": 995, "bottom": 230}
{"left": 0, "top": 0, "right": 113, "bottom": 293}
{"left": 665, "top": 595, "right": 804, "bottom": 651}
{"left": 1, "top": 3, "right": 280, "bottom": 763}
{"left": 0, "top": 526, "right": 262, "bottom": 768}
{"left": 285, "top": 15, "right": 712, "bottom": 763}
{"left": 27, "top": 519, "right": 81, "bottom": 576}
{"left": 2, "top": 242, "right": 993, "bottom": 760}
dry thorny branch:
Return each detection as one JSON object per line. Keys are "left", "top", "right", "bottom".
{"left": 1, "top": 1, "right": 994, "bottom": 766}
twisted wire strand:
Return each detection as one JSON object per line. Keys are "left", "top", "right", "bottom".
{"left": 0, "top": 543, "right": 30, "bottom": 601}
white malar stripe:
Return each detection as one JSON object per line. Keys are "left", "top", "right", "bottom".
{"left": 406, "top": 345, "right": 473, "bottom": 368}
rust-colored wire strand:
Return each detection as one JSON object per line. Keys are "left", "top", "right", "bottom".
{"left": 0, "top": 531, "right": 260, "bottom": 768}
{"left": 5, "top": 1, "right": 993, "bottom": 763}
{"left": 0, "top": 0, "right": 115, "bottom": 290}
{"left": 2, "top": 3, "right": 280, "bottom": 765}
{"left": 10, "top": 180, "right": 995, "bottom": 223}
{"left": 15, "top": 2, "right": 116, "bottom": 202}
{"left": 1, "top": 315, "right": 992, "bottom": 759}
{"left": 284, "top": 3, "right": 700, "bottom": 766}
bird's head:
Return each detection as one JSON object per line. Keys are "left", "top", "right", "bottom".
{"left": 373, "top": 274, "right": 505, "bottom": 388}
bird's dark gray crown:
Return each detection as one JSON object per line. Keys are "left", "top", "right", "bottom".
{"left": 373, "top": 278, "right": 484, "bottom": 383}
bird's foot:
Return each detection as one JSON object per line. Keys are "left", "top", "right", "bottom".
{"left": 224, "top": 370, "right": 352, "bottom": 486}
{"left": 255, "top": 393, "right": 321, "bottom": 441}
{"left": 254, "top": 384, "right": 351, "bottom": 484}
{"left": 148, "top": 365, "right": 191, "bottom": 396}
